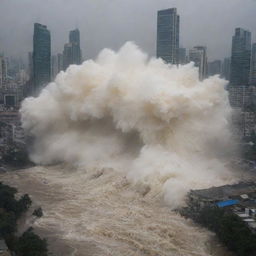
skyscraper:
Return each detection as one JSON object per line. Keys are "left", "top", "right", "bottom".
{"left": 63, "top": 29, "right": 82, "bottom": 70}
{"left": 189, "top": 46, "right": 207, "bottom": 80}
{"left": 69, "top": 29, "right": 82, "bottom": 65}
{"left": 157, "top": 8, "right": 179, "bottom": 64}
{"left": 33, "top": 23, "right": 51, "bottom": 92}
{"left": 230, "top": 28, "right": 251, "bottom": 86}
{"left": 250, "top": 43, "right": 256, "bottom": 86}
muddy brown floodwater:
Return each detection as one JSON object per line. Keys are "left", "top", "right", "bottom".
{"left": 0, "top": 166, "right": 234, "bottom": 256}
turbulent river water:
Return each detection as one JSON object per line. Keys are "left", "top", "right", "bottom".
{"left": 0, "top": 166, "right": 234, "bottom": 256}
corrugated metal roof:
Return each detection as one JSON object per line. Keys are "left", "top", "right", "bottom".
{"left": 216, "top": 199, "right": 239, "bottom": 208}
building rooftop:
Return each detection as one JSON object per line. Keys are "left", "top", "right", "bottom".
{"left": 216, "top": 199, "right": 239, "bottom": 208}
{"left": 190, "top": 182, "right": 256, "bottom": 201}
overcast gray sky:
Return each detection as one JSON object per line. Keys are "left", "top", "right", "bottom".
{"left": 1, "top": 0, "right": 256, "bottom": 62}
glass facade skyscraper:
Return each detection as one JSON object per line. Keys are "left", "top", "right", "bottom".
{"left": 230, "top": 28, "right": 251, "bottom": 86}
{"left": 157, "top": 8, "right": 179, "bottom": 64}
{"left": 33, "top": 23, "right": 51, "bottom": 92}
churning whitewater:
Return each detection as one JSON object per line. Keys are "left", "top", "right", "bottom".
{"left": 21, "top": 42, "right": 237, "bottom": 208}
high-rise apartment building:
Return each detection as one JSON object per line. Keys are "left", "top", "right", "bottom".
{"left": 63, "top": 29, "right": 82, "bottom": 70}
{"left": 33, "top": 23, "right": 51, "bottom": 92}
{"left": 189, "top": 46, "right": 207, "bottom": 80}
{"left": 230, "top": 28, "right": 251, "bottom": 86}
{"left": 157, "top": 8, "right": 179, "bottom": 64}
{"left": 250, "top": 43, "right": 256, "bottom": 86}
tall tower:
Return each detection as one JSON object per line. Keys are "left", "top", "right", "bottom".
{"left": 63, "top": 29, "right": 82, "bottom": 70}
{"left": 189, "top": 46, "right": 207, "bottom": 80}
{"left": 250, "top": 43, "right": 256, "bottom": 86}
{"left": 69, "top": 29, "right": 81, "bottom": 65}
{"left": 157, "top": 8, "right": 179, "bottom": 64}
{"left": 33, "top": 23, "right": 51, "bottom": 93}
{"left": 230, "top": 28, "right": 251, "bottom": 86}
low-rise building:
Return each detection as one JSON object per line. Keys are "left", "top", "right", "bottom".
{"left": 187, "top": 182, "right": 256, "bottom": 232}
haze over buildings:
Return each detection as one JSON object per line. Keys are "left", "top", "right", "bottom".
{"left": 1, "top": 0, "right": 256, "bottom": 62}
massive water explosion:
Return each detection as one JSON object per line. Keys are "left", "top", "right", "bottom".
{"left": 21, "top": 42, "right": 238, "bottom": 208}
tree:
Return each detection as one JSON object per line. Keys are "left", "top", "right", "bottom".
{"left": 17, "top": 229, "right": 48, "bottom": 256}
{"left": 0, "top": 211, "right": 17, "bottom": 236}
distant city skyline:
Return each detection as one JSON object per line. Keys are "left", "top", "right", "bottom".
{"left": 1, "top": 0, "right": 256, "bottom": 62}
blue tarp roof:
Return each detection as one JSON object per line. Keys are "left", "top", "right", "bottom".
{"left": 216, "top": 199, "right": 239, "bottom": 208}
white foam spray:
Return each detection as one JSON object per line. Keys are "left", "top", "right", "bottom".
{"left": 21, "top": 42, "right": 238, "bottom": 208}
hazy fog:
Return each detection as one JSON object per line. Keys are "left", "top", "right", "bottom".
{"left": 0, "top": 0, "right": 256, "bottom": 61}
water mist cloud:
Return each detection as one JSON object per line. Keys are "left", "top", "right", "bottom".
{"left": 21, "top": 42, "right": 237, "bottom": 208}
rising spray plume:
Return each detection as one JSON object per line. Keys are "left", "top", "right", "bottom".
{"left": 21, "top": 42, "right": 238, "bottom": 208}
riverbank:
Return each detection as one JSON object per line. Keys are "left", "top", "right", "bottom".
{"left": 0, "top": 179, "right": 48, "bottom": 255}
